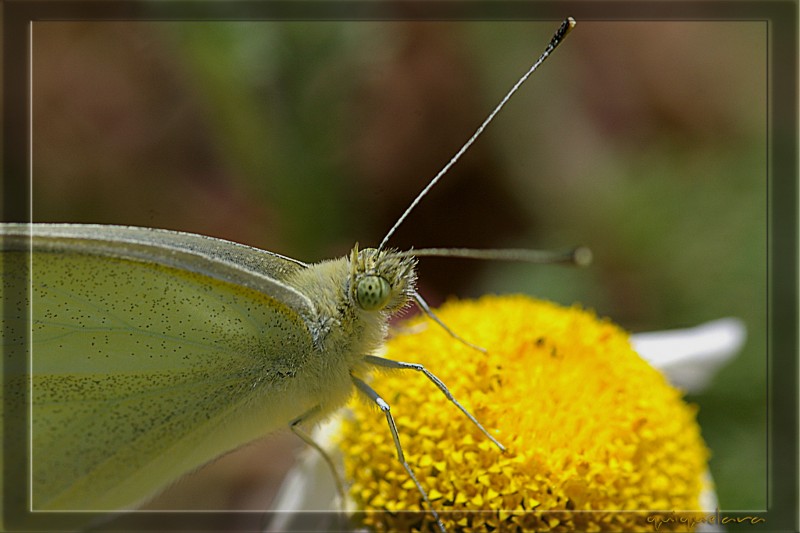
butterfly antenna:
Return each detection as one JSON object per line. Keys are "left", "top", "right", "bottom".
{"left": 378, "top": 17, "right": 576, "bottom": 251}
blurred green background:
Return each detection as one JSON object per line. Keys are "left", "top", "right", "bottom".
{"left": 30, "top": 19, "right": 766, "bottom": 520}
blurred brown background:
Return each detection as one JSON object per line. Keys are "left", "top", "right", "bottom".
{"left": 29, "top": 19, "right": 766, "bottom": 522}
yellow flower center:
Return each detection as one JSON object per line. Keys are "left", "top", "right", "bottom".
{"left": 338, "top": 295, "right": 709, "bottom": 532}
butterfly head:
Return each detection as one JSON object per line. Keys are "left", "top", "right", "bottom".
{"left": 349, "top": 245, "right": 417, "bottom": 314}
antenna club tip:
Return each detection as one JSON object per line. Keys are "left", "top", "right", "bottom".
{"left": 561, "top": 17, "right": 577, "bottom": 38}
{"left": 572, "top": 246, "right": 592, "bottom": 267}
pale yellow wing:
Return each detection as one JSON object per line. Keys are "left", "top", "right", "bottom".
{"left": 1, "top": 224, "right": 320, "bottom": 511}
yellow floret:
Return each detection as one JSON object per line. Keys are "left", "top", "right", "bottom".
{"left": 338, "top": 295, "right": 710, "bottom": 532}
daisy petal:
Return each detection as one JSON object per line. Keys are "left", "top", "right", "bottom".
{"left": 265, "top": 419, "right": 349, "bottom": 532}
{"left": 631, "top": 318, "right": 746, "bottom": 392}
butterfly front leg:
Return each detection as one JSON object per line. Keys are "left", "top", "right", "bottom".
{"left": 363, "top": 355, "right": 505, "bottom": 451}
{"left": 350, "top": 374, "right": 446, "bottom": 533}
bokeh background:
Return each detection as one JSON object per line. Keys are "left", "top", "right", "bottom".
{"left": 29, "top": 19, "right": 766, "bottom": 525}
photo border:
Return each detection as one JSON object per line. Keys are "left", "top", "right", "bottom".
{"left": 3, "top": 1, "right": 796, "bottom": 531}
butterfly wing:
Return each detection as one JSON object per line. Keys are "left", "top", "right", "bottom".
{"left": 1, "top": 224, "right": 321, "bottom": 511}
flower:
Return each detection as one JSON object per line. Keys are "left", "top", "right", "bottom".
{"left": 267, "top": 295, "right": 745, "bottom": 532}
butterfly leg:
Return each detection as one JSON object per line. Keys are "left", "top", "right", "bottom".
{"left": 351, "top": 375, "right": 447, "bottom": 533}
{"left": 289, "top": 407, "right": 347, "bottom": 509}
{"left": 412, "top": 291, "right": 487, "bottom": 353}
{"left": 364, "top": 354, "right": 505, "bottom": 451}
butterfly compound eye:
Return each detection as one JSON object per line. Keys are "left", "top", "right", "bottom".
{"left": 356, "top": 275, "right": 392, "bottom": 311}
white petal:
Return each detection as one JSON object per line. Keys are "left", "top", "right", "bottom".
{"left": 631, "top": 318, "right": 746, "bottom": 392}
{"left": 696, "top": 473, "right": 723, "bottom": 532}
{"left": 264, "top": 418, "right": 355, "bottom": 532}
